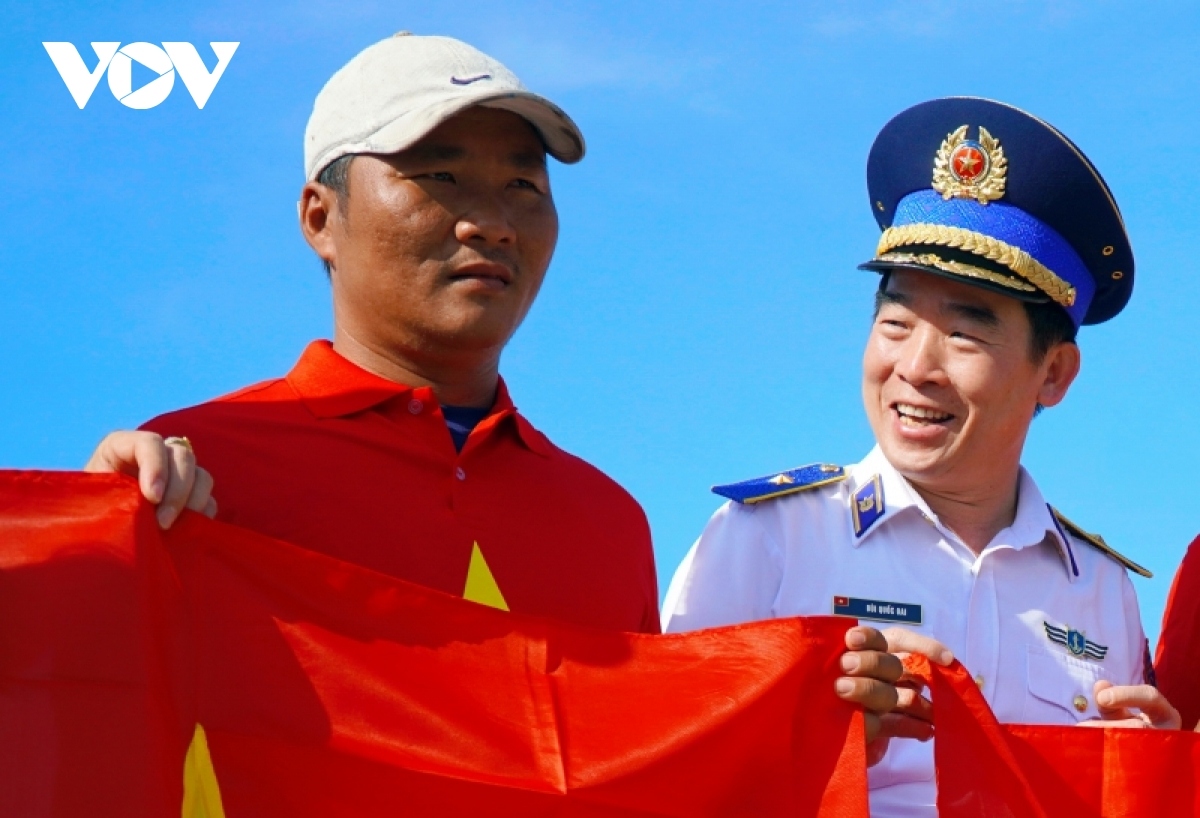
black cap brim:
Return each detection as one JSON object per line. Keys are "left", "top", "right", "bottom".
{"left": 858, "top": 258, "right": 1053, "bottom": 304}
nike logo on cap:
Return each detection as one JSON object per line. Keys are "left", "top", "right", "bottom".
{"left": 451, "top": 74, "right": 492, "bottom": 85}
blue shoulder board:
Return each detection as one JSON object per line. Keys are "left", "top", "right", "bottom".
{"left": 713, "top": 463, "right": 846, "bottom": 505}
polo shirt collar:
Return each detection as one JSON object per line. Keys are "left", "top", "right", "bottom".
{"left": 286, "top": 340, "right": 552, "bottom": 457}
{"left": 288, "top": 340, "right": 407, "bottom": 418}
{"left": 849, "top": 445, "right": 1078, "bottom": 580}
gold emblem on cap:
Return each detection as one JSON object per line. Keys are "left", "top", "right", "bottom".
{"left": 932, "top": 125, "right": 1008, "bottom": 205}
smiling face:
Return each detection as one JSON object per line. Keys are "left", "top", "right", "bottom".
{"left": 303, "top": 106, "right": 559, "bottom": 371}
{"left": 862, "top": 270, "right": 1080, "bottom": 494}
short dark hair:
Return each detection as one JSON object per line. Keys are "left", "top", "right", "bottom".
{"left": 1021, "top": 298, "right": 1077, "bottom": 363}
{"left": 873, "top": 271, "right": 1077, "bottom": 364}
{"left": 315, "top": 155, "right": 354, "bottom": 276}
{"left": 317, "top": 154, "right": 353, "bottom": 204}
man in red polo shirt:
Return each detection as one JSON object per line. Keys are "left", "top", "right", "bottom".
{"left": 86, "top": 33, "right": 657, "bottom": 632}
{"left": 85, "top": 33, "right": 913, "bottom": 743}
{"left": 1155, "top": 536, "right": 1200, "bottom": 730}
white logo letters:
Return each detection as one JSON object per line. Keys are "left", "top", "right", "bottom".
{"left": 43, "top": 42, "right": 119, "bottom": 108}
{"left": 107, "top": 43, "right": 175, "bottom": 109}
{"left": 43, "top": 41, "right": 239, "bottom": 109}
{"left": 161, "top": 43, "right": 239, "bottom": 108}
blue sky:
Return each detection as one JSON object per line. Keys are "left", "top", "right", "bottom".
{"left": 3, "top": 1, "right": 1197, "bottom": 644}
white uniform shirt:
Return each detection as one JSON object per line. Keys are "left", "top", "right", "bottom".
{"left": 662, "top": 446, "right": 1146, "bottom": 818}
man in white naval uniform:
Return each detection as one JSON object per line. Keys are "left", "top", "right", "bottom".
{"left": 663, "top": 98, "right": 1182, "bottom": 816}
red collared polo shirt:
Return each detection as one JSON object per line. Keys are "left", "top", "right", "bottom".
{"left": 142, "top": 341, "right": 659, "bottom": 633}
{"left": 1156, "top": 534, "right": 1200, "bottom": 728}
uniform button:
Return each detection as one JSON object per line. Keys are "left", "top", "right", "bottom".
{"left": 1073, "top": 695, "right": 1088, "bottom": 713}
{"left": 408, "top": 398, "right": 423, "bottom": 414}
{"left": 455, "top": 466, "right": 466, "bottom": 481}
{"left": 974, "top": 674, "right": 985, "bottom": 689}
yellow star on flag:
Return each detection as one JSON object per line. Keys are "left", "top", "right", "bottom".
{"left": 463, "top": 542, "right": 509, "bottom": 611}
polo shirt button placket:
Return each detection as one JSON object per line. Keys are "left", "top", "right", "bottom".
{"left": 448, "top": 465, "right": 467, "bottom": 512}
{"left": 408, "top": 398, "right": 424, "bottom": 415}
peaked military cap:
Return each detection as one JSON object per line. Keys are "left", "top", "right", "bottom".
{"left": 859, "top": 97, "right": 1133, "bottom": 327}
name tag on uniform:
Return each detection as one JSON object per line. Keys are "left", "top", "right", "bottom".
{"left": 833, "top": 595, "right": 922, "bottom": 625}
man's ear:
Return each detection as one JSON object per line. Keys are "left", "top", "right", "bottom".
{"left": 298, "top": 182, "right": 340, "bottom": 272}
{"left": 1035, "top": 342, "right": 1081, "bottom": 409}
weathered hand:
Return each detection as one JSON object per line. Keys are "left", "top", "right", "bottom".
{"left": 84, "top": 431, "right": 216, "bottom": 528}
{"left": 883, "top": 626, "right": 952, "bottom": 733}
{"left": 881, "top": 626, "right": 955, "bottom": 668}
{"left": 835, "top": 626, "right": 949, "bottom": 765}
{"left": 1078, "top": 680, "right": 1182, "bottom": 730}
{"left": 840, "top": 626, "right": 953, "bottom": 764}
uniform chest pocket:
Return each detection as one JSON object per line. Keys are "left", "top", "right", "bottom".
{"left": 1023, "top": 645, "right": 1108, "bottom": 724}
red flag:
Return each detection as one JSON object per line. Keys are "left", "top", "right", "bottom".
{"left": 0, "top": 471, "right": 869, "bottom": 817}
{"left": 905, "top": 654, "right": 1200, "bottom": 817}
{"left": 0, "top": 471, "right": 192, "bottom": 816}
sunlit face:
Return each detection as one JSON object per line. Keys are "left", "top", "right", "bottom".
{"left": 862, "top": 270, "right": 1079, "bottom": 492}
{"left": 314, "top": 107, "right": 559, "bottom": 360}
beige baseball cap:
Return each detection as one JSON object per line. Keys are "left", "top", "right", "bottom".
{"left": 304, "top": 33, "right": 585, "bottom": 180}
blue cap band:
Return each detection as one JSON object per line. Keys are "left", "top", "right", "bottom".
{"left": 893, "top": 189, "right": 1095, "bottom": 327}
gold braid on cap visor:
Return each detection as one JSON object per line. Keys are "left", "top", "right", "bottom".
{"left": 875, "top": 223, "right": 1077, "bottom": 308}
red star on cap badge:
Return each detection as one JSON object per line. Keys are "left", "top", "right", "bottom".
{"left": 932, "top": 125, "right": 1008, "bottom": 204}
{"left": 951, "top": 144, "right": 986, "bottom": 181}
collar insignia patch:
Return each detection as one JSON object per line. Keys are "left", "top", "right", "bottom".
{"left": 932, "top": 124, "right": 1008, "bottom": 205}
{"left": 1044, "top": 621, "right": 1108, "bottom": 660}
{"left": 851, "top": 475, "right": 885, "bottom": 537}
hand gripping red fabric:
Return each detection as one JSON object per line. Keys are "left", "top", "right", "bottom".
{"left": 904, "top": 654, "right": 1200, "bottom": 817}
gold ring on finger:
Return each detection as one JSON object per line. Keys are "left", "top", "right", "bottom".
{"left": 164, "top": 436, "right": 194, "bottom": 454}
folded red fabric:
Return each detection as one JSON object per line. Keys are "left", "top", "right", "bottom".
{"left": 0, "top": 471, "right": 868, "bottom": 817}
{"left": 905, "top": 653, "right": 1200, "bottom": 817}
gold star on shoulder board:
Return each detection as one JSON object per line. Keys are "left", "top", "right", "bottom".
{"left": 768, "top": 473, "right": 795, "bottom": 486}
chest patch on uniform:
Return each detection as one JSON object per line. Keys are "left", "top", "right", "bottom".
{"left": 851, "top": 475, "right": 886, "bottom": 537}
{"left": 833, "top": 595, "right": 922, "bottom": 625}
{"left": 1044, "top": 621, "right": 1107, "bottom": 660}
